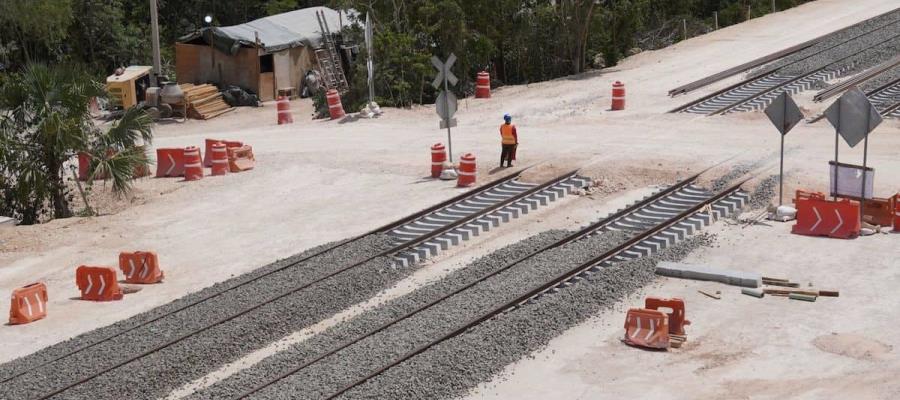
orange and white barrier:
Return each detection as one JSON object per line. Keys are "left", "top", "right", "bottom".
{"left": 475, "top": 71, "right": 491, "bottom": 99}
{"left": 156, "top": 148, "right": 186, "bottom": 177}
{"left": 792, "top": 190, "right": 860, "bottom": 239}
{"left": 9, "top": 283, "right": 48, "bottom": 325}
{"left": 326, "top": 89, "right": 346, "bottom": 120}
{"left": 277, "top": 96, "right": 294, "bottom": 124}
{"left": 210, "top": 143, "right": 229, "bottom": 176}
{"left": 894, "top": 193, "right": 899, "bottom": 232}
{"left": 75, "top": 266, "right": 123, "bottom": 301}
{"left": 119, "top": 251, "right": 165, "bottom": 284}
{"left": 611, "top": 81, "right": 625, "bottom": 111}
{"left": 183, "top": 146, "right": 203, "bottom": 181}
{"left": 227, "top": 145, "right": 256, "bottom": 173}
{"left": 204, "top": 139, "right": 243, "bottom": 167}
{"left": 431, "top": 143, "right": 447, "bottom": 178}
{"left": 457, "top": 153, "right": 476, "bottom": 187}
{"left": 623, "top": 309, "right": 669, "bottom": 349}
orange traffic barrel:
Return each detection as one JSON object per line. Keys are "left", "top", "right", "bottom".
{"left": 475, "top": 71, "right": 491, "bottom": 98}
{"left": 277, "top": 96, "right": 294, "bottom": 125}
{"left": 9, "top": 282, "right": 48, "bottom": 325}
{"left": 611, "top": 81, "right": 625, "bottom": 110}
{"left": 431, "top": 143, "right": 447, "bottom": 178}
{"left": 210, "top": 142, "right": 229, "bottom": 176}
{"left": 204, "top": 139, "right": 243, "bottom": 167}
{"left": 75, "top": 266, "right": 123, "bottom": 301}
{"left": 457, "top": 153, "right": 476, "bottom": 187}
{"left": 893, "top": 193, "right": 899, "bottom": 232}
{"left": 119, "top": 251, "right": 165, "bottom": 284}
{"left": 326, "top": 89, "right": 346, "bottom": 120}
{"left": 183, "top": 146, "right": 203, "bottom": 181}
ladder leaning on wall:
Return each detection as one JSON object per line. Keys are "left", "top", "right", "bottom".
{"left": 315, "top": 10, "right": 349, "bottom": 93}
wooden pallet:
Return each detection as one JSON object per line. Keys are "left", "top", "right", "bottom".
{"left": 177, "top": 84, "right": 234, "bottom": 120}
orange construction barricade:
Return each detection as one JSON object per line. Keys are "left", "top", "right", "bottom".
{"left": 457, "top": 153, "right": 476, "bottom": 187}
{"left": 183, "top": 146, "right": 203, "bottom": 181}
{"left": 76, "top": 266, "right": 123, "bottom": 301}
{"left": 475, "top": 71, "right": 491, "bottom": 99}
{"left": 227, "top": 145, "right": 256, "bottom": 172}
{"left": 9, "top": 283, "right": 48, "bottom": 325}
{"left": 156, "top": 148, "right": 186, "bottom": 177}
{"left": 210, "top": 143, "right": 229, "bottom": 176}
{"left": 894, "top": 194, "right": 900, "bottom": 232}
{"left": 623, "top": 308, "right": 670, "bottom": 349}
{"left": 644, "top": 297, "right": 690, "bottom": 336}
{"left": 430, "top": 143, "right": 447, "bottom": 178}
{"left": 792, "top": 190, "right": 860, "bottom": 239}
{"left": 118, "top": 251, "right": 165, "bottom": 284}
{"left": 326, "top": 89, "right": 346, "bottom": 120}
{"left": 276, "top": 95, "right": 294, "bottom": 124}
{"left": 203, "top": 139, "right": 243, "bottom": 167}
{"left": 611, "top": 81, "right": 626, "bottom": 111}
{"left": 862, "top": 197, "right": 895, "bottom": 227}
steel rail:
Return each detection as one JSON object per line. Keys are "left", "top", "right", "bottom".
{"left": 807, "top": 77, "right": 900, "bottom": 123}
{"left": 32, "top": 170, "right": 578, "bottom": 400}
{"left": 229, "top": 174, "right": 703, "bottom": 399}
{"left": 812, "top": 55, "right": 900, "bottom": 102}
{"left": 321, "top": 180, "right": 747, "bottom": 400}
{"left": 667, "top": 8, "right": 900, "bottom": 96}
{"left": 709, "top": 32, "right": 900, "bottom": 116}
{"left": 0, "top": 168, "right": 529, "bottom": 387}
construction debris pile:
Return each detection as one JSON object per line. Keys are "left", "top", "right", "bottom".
{"left": 178, "top": 84, "right": 234, "bottom": 120}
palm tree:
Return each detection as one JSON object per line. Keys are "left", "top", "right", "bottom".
{"left": 0, "top": 64, "right": 152, "bottom": 224}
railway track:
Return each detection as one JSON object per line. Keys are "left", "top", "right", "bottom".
{"left": 868, "top": 78, "right": 900, "bottom": 118}
{"left": 1, "top": 169, "right": 588, "bottom": 400}
{"left": 223, "top": 175, "right": 748, "bottom": 399}
{"left": 673, "top": 18, "right": 900, "bottom": 116}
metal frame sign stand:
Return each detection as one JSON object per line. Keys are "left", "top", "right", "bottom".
{"left": 764, "top": 92, "right": 804, "bottom": 206}
{"left": 432, "top": 54, "right": 459, "bottom": 166}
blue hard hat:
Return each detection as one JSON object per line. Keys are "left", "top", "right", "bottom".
{"left": 503, "top": 113, "right": 511, "bottom": 122}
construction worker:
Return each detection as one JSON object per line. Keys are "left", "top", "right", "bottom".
{"left": 499, "top": 113, "right": 518, "bottom": 167}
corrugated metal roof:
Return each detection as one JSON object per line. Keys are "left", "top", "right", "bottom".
{"left": 179, "top": 6, "right": 355, "bottom": 54}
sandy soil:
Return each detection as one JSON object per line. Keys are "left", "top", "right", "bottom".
{"left": 1, "top": 0, "right": 899, "bottom": 397}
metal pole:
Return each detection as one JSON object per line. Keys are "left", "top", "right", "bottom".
{"left": 833, "top": 129, "right": 839, "bottom": 200}
{"left": 443, "top": 66, "right": 453, "bottom": 166}
{"left": 149, "top": 0, "right": 162, "bottom": 86}
{"left": 714, "top": 12, "right": 719, "bottom": 30}
{"left": 683, "top": 19, "right": 687, "bottom": 41}
{"left": 779, "top": 134, "right": 784, "bottom": 206}
{"left": 772, "top": 0, "right": 776, "bottom": 13}
{"left": 860, "top": 136, "right": 868, "bottom": 224}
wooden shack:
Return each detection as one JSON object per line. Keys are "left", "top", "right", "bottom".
{"left": 175, "top": 6, "right": 351, "bottom": 101}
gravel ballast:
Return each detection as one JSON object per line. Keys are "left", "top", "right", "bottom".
{"left": 751, "top": 9, "right": 900, "bottom": 77}
{"left": 0, "top": 235, "right": 404, "bottom": 400}
{"left": 188, "top": 229, "right": 713, "bottom": 400}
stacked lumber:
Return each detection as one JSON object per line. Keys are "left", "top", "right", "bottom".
{"left": 178, "top": 83, "right": 234, "bottom": 120}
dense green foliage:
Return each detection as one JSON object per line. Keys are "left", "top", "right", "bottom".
{"left": 0, "top": 65, "right": 153, "bottom": 224}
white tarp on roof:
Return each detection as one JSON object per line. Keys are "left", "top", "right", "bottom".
{"left": 179, "top": 6, "right": 355, "bottom": 54}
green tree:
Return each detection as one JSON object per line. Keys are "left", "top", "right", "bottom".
{"left": 0, "top": 0, "right": 73, "bottom": 64}
{"left": 0, "top": 64, "right": 152, "bottom": 224}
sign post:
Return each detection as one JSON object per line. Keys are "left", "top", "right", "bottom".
{"left": 365, "top": 13, "right": 375, "bottom": 104}
{"left": 824, "top": 87, "right": 883, "bottom": 223}
{"left": 764, "top": 92, "right": 804, "bottom": 206}
{"left": 432, "top": 54, "right": 459, "bottom": 164}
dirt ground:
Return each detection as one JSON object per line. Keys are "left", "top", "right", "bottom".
{"left": 2, "top": 0, "right": 899, "bottom": 397}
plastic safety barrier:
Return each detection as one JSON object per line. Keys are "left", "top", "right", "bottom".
{"left": 184, "top": 146, "right": 203, "bottom": 181}
{"left": 204, "top": 139, "right": 243, "bottom": 167}
{"left": 9, "top": 282, "right": 48, "bottom": 325}
{"left": 475, "top": 71, "right": 491, "bottom": 98}
{"left": 75, "top": 266, "right": 123, "bottom": 301}
{"left": 277, "top": 96, "right": 294, "bottom": 125}
{"left": 894, "top": 194, "right": 900, "bottom": 233}
{"left": 119, "top": 251, "right": 165, "bottom": 284}
{"left": 611, "top": 81, "right": 626, "bottom": 111}
{"left": 792, "top": 190, "right": 860, "bottom": 239}
{"left": 623, "top": 308, "right": 669, "bottom": 349}
{"left": 326, "top": 89, "right": 346, "bottom": 120}
{"left": 430, "top": 143, "right": 447, "bottom": 178}
{"left": 227, "top": 145, "right": 256, "bottom": 173}
{"left": 644, "top": 297, "right": 690, "bottom": 336}
{"left": 457, "top": 153, "right": 476, "bottom": 187}
{"left": 861, "top": 196, "right": 895, "bottom": 227}
{"left": 156, "top": 148, "right": 186, "bottom": 177}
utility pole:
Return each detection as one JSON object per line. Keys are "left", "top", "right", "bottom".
{"left": 714, "top": 11, "right": 719, "bottom": 30}
{"left": 772, "top": 0, "right": 776, "bottom": 13}
{"left": 149, "top": 0, "right": 162, "bottom": 87}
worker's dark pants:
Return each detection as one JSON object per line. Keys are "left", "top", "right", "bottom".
{"left": 500, "top": 144, "right": 516, "bottom": 167}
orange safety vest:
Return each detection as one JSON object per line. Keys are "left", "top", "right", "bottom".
{"left": 500, "top": 124, "right": 516, "bottom": 145}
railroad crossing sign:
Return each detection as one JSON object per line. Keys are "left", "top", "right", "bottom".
{"left": 431, "top": 54, "right": 458, "bottom": 89}
{"left": 765, "top": 92, "right": 803, "bottom": 135}
{"left": 764, "top": 92, "right": 804, "bottom": 206}
{"left": 824, "top": 87, "right": 882, "bottom": 148}
{"left": 432, "top": 53, "right": 460, "bottom": 164}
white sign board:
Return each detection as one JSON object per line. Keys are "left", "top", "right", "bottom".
{"left": 829, "top": 162, "right": 874, "bottom": 199}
